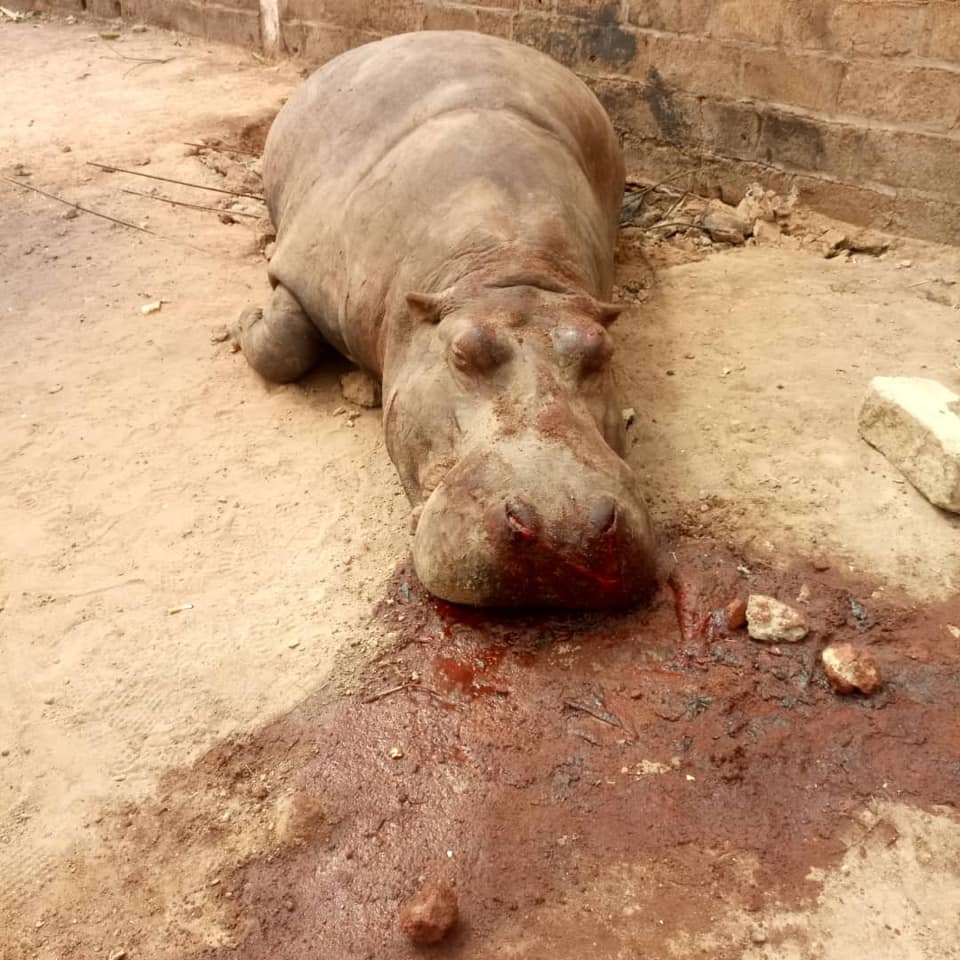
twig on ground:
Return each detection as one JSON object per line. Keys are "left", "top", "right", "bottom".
{"left": 2, "top": 175, "right": 160, "bottom": 237}
{"left": 87, "top": 161, "right": 265, "bottom": 201}
{"left": 184, "top": 141, "right": 260, "bottom": 157}
{"left": 120, "top": 186, "right": 261, "bottom": 218}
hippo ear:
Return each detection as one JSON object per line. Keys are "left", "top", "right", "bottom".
{"left": 595, "top": 301, "right": 624, "bottom": 326}
{"left": 406, "top": 292, "right": 443, "bottom": 324}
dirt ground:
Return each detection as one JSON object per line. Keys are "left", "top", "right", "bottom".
{"left": 1, "top": 14, "right": 959, "bottom": 960}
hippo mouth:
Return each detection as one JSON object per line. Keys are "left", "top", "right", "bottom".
{"left": 411, "top": 445, "right": 656, "bottom": 609}
{"left": 504, "top": 503, "right": 624, "bottom": 594}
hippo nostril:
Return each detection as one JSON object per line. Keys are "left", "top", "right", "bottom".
{"left": 590, "top": 496, "right": 618, "bottom": 535}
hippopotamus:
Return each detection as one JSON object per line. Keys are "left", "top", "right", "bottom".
{"left": 237, "top": 30, "right": 656, "bottom": 608}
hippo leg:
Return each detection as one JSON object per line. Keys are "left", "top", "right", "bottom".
{"left": 236, "top": 284, "right": 325, "bottom": 383}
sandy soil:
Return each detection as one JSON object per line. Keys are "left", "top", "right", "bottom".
{"left": 1, "top": 13, "right": 958, "bottom": 960}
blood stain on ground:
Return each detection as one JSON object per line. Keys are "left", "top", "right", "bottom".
{"left": 190, "top": 537, "right": 960, "bottom": 959}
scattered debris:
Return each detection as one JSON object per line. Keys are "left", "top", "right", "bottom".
{"left": 850, "top": 598, "right": 868, "bottom": 623}
{"left": 752, "top": 218, "right": 782, "bottom": 244}
{"left": 858, "top": 377, "right": 960, "bottom": 513}
{"left": 724, "top": 597, "right": 747, "bottom": 630}
{"left": 700, "top": 200, "right": 749, "bottom": 245}
{"left": 821, "top": 642, "right": 882, "bottom": 695}
{"left": 0, "top": 6, "right": 26, "bottom": 21}
{"left": 735, "top": 182, "right": 798, "bottom": 223}
{"left": 400, "top": 881, "right": 458, "bottom": 945}
{"left": 340, "top": 370, "right": 382, "bottom": 409}
{"left": 746, "top": 594, "right": 808, "bottom": 643}
{"left": 822, "top": 229, "right": 890, "bottom": 259}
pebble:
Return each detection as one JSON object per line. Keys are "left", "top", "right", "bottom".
{"left": 746, "top": 594, "right": 808, "bottom": 643}
{"left": 724, "top": 597, "right": 747, "bottom": 630}
{"left": 621, "top": 407, "right": 636, "bottom": 428}
{"left": 209, "top": 325, "right": 230, "bottom": 343}
{"left": 821, "top": 642, "right": 882, "bottom": 695}
{"left": 62, "top": 207, "right": 80, "bottom": 220}
{"left": 400, "top": 881, "right": 458, "bottom": 945}
{"left": 812, "top": 558, "right": 830, "bottom": 572}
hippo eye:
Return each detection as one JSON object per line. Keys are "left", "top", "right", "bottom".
{"left": 553, "top": 325, "right": 613, "bottom": 376}
{"left": 450, "top": 326, "right": 511, "bottom": 374}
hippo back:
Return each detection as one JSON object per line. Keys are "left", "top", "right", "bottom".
{"left": 263, "top": 31, "right": 624, "bottom": 373}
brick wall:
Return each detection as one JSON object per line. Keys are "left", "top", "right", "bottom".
{"left": 19, "top": 0, "right": 960, "bottom": 243}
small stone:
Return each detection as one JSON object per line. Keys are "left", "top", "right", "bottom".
{"left": 108, "top": 951, "right": 127, "bottom": 960}
{"left": 724, "top": 597, "right": 747, "bottom": 630}
{"left": 62, "top": 207, "right": 80, "bottom": 220}
{"left": 400, "top": 881, "right": 458, "bottom": 945}
{"left": 131, "top": 23, "right": 148, "bottom": 32}
{"left": 340, "top": 370, "right": 382, "bottom": 409}
{"left": 621, "top": 407, "right": 636, "bottom": 428}
{"left": 263, "top": 241, "right": 276, "bottom": 260}
{"left": 858, "top": 377, "right": 960, "bottom": 513}
{"left": 209, "top": 325, "right": 230, "bottom": 343}
{"left": 388, "top": 746, "right": 403, "bottom": 759}
{"left": 750, "top": 927, "right": 767, "bottom": 944}
{"left": 821, "top": 228, "right": 849, "bottom": 258}
{"left": 746, "top": 595, "right": 808, "bottom": 643}
{"left": 218, "top": 212, "right": 237, "bottom": 225}
{"left": 947, "top": 624, "right": 960, "bottom": 640}
{"left": 61, "top": 145, "right": 72, "bottom": 153}
{"left": 141, "top": 300, "right": 163, "bottom": 315}
{"left": 753, "top": 219, "right": 781, "bottom": 244}
{"left": 812, "top": 558, "right": 830, "bottom": 572}
{"left": 821, "top": 642, "right": 882, "bottom": 695}
{"left": 701, "top": 200, "right": 749, "bottom": 245}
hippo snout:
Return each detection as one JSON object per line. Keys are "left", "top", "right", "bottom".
{"left": 412, "top": 443, "right": 656, "bottom": 609}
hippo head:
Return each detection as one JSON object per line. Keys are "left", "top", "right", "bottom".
{"left": 383, "top": 281, "right": 656, "bottom": 609}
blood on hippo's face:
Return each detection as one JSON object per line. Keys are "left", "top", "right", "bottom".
{"left": 383, "top": 283, "right": 656, "bottom": 609}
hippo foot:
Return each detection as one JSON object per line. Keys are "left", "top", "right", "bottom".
{"left": 235, "top": 283, "right": 325, "bottom": 383}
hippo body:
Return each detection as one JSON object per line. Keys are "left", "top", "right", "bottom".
{"left": 241, "top": 30, "right": 655, "bottom": 608}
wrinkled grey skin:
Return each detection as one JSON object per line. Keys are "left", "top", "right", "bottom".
{"left": 239, "top": 30, "right": 656, "bottom": 608}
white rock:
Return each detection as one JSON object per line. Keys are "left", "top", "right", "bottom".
{"left": 858, "top": 377, "right": 960, "bottom": 513}
{"left": 746, "top": 594, "right": 808, "bottom": 643}
{"left": 339, "top": 370, "right": 382, "bottom": 409}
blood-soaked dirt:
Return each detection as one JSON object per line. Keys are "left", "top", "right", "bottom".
{"left": 188, "top": 538, "right": 960, "bottom": 960}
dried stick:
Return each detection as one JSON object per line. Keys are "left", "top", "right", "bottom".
{"left": 87, "top": 161, "right": 265, "bottom": 202}
{"left": 184, "top": 141, "right": 260, "bottom": 157}
{"left": 2, "top": 175, "right": 160, "bottom": 237}
{"left": 120, "top": 187, "right": 262, "bottom": 218}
